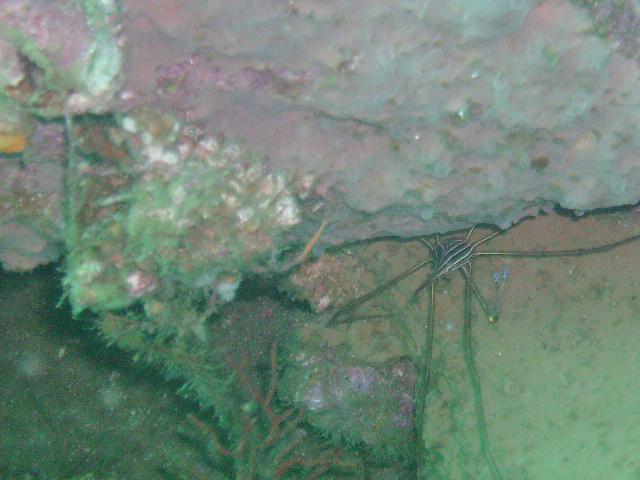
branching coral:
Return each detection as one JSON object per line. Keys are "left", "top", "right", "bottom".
{"left": 187, "top": 341, "right": 360, "bottom": 479}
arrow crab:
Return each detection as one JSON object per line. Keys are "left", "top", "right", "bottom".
{"left": 326, "top": 215, "right": 640, "bottom": 479}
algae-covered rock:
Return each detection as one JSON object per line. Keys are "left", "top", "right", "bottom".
{"left": 574, "top": 0, "right": 640, "bottom": 59}
{"left": 64, "top": 108, "right": 300, "bottom": 314}
{"left": 119, "top": 0, "right": 640, "bottom": 244}
{"left": 0, "top": 0, "right": 123, "bottom": 116}
{"left": 280, "top": 330, "right": 418, "bottom": 466}
{"left": 0, "top": 101, "right": 66, "bottom": 271}
{"left": 122, "top": 107, "right": 300, "bottom": 293}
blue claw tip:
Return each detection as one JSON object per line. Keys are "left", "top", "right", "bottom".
{"left": 502, "top": 266, "right": 510, "bottom": 280}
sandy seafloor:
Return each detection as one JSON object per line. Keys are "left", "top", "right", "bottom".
{"left": 0, "top": 269, "right": 210, "bottom": 478}
{"left": 415, "top": 210, "right": 640, "bottom": 479}
{"left": 305, "top": 209, "right": 640, "bottom": 479}
{"left": 1, "top": 209, "right": 640, "bottom": 479}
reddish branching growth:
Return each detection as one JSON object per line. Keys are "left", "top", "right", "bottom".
{"left": 188, "top": 341, "right": 358, "bottom": 479}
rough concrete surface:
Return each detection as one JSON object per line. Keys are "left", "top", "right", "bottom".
{"left": 1, "top": 0, "right": 640, "bottom": 270}
{"left": 120, "top": 0, "right": 640, "bottom": 243}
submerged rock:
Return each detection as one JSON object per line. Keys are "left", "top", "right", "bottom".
{"left": 280, "top": 331, "right": 418, "bottom": 465}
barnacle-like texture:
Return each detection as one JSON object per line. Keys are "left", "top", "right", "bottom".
{"left": 121, "top": 0, "right": 640, "bottom": 245}
{"left": 123, "top": 107, "right": 301, "bottom": 292}
{"left": 64, "top": 108, "right": 300, "bottom": 314}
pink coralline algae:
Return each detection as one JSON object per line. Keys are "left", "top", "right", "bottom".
{"left": 0, "top": 0, "right": 123, "bottom": 270}
{"left": 0, "top": 0, "right": 123, "bottom": 116}
{"left": 155, "top": 54, "right": 314, "bottom": 111}
{"left": 344, "top": 366, "right": 378, "bottom": 395}
{"left": 281, "top": 346, "right": 417, "bottom": 462}
{"left": 0, "top": 121, "right": 66, "bottom": 271}
{"left": 586, "top": 0, "right": 640, "bottom": 58}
